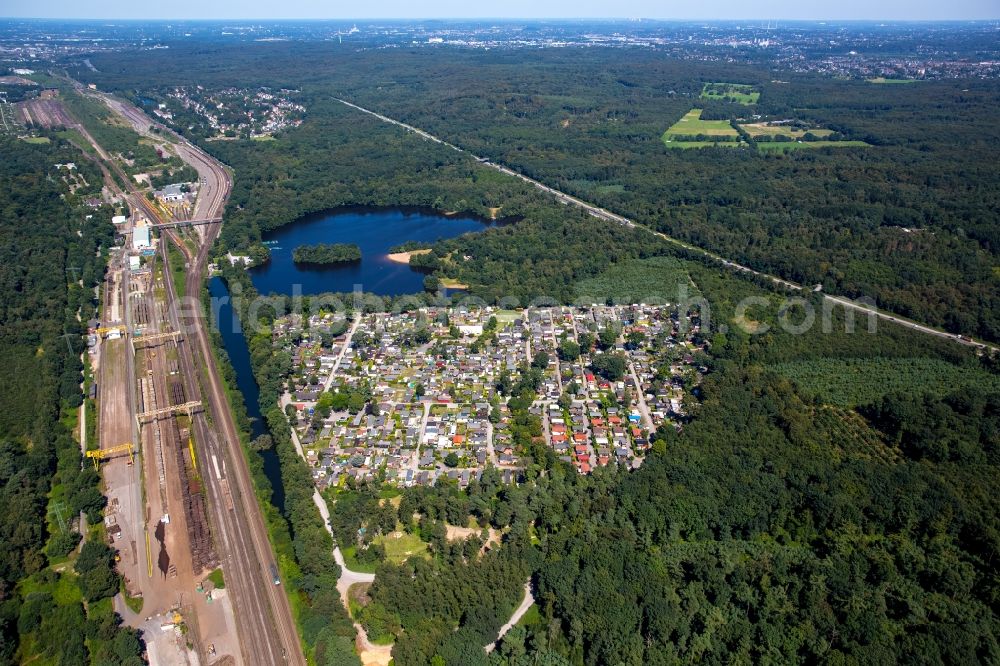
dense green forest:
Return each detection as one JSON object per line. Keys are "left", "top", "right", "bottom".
{"left": 0, "top": 137, "right": 142, "bottom": 664}
{"left": 219, "top": 242, "right": 999, "bottom": 663}
{"left": 195, "top": 96, "right": 664, "bottom": 304}
{"left": 292, "top": 243, "right": 362, "bottom": 265}
{"left": 319, "top": 329, "right": 1000, "bottom": 664}
{"left": 74, "top": 44, "right": 1000, "bottom": 341}
{"left": 58, "top": 39, "right": 1000, "bottom": 664}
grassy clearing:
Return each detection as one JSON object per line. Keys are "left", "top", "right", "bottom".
{"left": 166, "top": 239, "right": 187, "bottom": 297}
{"left": 773, "top": 357, "right": 1000, "bottom": 408}
{"left": 755, "top": 140, "right": 870, "bottom": 152}
{"left": 378, "top": 486, "right": 401, "bottom": 499}
{"left": 19, "top": 570, "right": 82, "bottom": 607}
{"left": 53, "top": 571, "right": 83, "bottom": 605}
{"left": 575, "top": 256, "right": 699, "bottom": 304}
{"left": 495, "top": 310, "right": 521, "bottom": 325}
{"left": 121, "top": 580, "right": 144, "bottom": 613}
{"left": 342, "top": 545, "right": 379, "bottom": 574}
{"left": 206, "top": 567, "right": 225, "bottom": 589}
{"left": 379, "top": 530, "right": 429, "bottom": 564}
{"left": 439, "top": 277, "right": 469, "bottom": 289}
{"left": 739, "top": 122, "right": 833, "bottom": 140}
{"left": 666, "top": 109, "right": 738, "bottom": 136}
{"left": 21, "top": 135, "right": 51, "bottom": 144}
{"left": 662, "top": 109, "right": 741, "bottom": 149}
{"left": 867, "top": 77, "right": 918, "bottom": 84}
{"left": 700, "top": 82, "right": 760, "bottom": 104}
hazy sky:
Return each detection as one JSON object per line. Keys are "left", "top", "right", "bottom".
{"left": 2, "top": 0, "right": 998, "bottom": 20}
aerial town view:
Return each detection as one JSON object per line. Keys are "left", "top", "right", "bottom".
{"left": 1, "top": 2, "right": 999, "bottom": 666}
{"left": 280, "top": 302, "right": 704, "bottom": 489}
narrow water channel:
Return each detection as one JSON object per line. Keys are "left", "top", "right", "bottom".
{"left": 208, "top": 276, "right": 286, "bottom": 510}
{"left": 210, "top": 207, "right": 500, "bottom": 510}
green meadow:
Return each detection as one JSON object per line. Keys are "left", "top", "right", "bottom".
{"left": 700, "top": 82, "right": 760, "bottom": 104}
{"left": 662, "top": 109, "right": 742, "bottom": 148}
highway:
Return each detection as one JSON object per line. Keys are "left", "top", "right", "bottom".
{"left": 65, "top": 82, "right": 305, "bottom": 665}
{"left": 334, "top": 97, "right": 998, "bottom": 354}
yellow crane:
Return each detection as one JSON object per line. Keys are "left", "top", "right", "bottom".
{"left": 94, "top": 326, "right": 126, "bottom": 338}
{"left": 84, "top": 443, "right": 135, "bottom": 470}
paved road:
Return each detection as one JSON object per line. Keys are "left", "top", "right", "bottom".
{"left": 322, "top": 315, "right": 362, "bottom": 393}
{"left": 627, "top": 360, "right": 655, "bottom": 433}
{"left": 334, "top": 97, "right": 998, "bottom": 354}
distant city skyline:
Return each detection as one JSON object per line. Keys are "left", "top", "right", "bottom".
{"left": 2, "top": 0, "right": 998, "bottom": 21}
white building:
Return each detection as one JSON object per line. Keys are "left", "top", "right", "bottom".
{"left": 132, "top": 225, "right": 151, "bottom": 251}
{"left": 155, "top": 183, "right": 185, "bottom": 202}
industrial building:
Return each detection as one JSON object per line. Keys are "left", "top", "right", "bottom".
{"left": 155, "top": 183, "right": 186, "bottom": 202}
{"left": 132, "top": 224, "right": 151, "bottom": 251}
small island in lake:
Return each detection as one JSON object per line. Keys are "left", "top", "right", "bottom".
{"left": 291, "top": 243, "right": 362, "bottom": 265}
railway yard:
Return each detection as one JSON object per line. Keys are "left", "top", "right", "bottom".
{"left": 45, "top": 81, "right": 304, "bottom": 665}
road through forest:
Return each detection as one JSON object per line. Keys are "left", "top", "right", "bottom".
{"left": 333, "top": 97, "right": 998, "bottom": 354}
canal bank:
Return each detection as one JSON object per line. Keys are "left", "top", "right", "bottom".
{"left": 208, "top": 276, "right": 285, "bottom": 510}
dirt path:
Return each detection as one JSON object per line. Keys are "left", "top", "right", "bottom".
{"left": 445, "top": 524, "right": 500, "bottom": 546}
{"left": 485, "top": 580, "right": 534, "bottom": 653}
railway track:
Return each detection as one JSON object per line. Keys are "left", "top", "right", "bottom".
{"left": 59, "top": 77, "right": 304, "bottom": 664}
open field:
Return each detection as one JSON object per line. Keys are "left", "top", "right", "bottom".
{"left": 700, "top": 82, "right": 760, "bottom": 104}
{"left": 773, "top": 357, "right": 1000, "bottom": 407}
{"left": 575, "top": 256, "right": 698, "bottom": 304}
{"left": 379, "top": 531, "right": 429, "bottom": 564}
{"left": 755, "top": 140, "right": 870, "bottom": 152}
{"left": 666, "top": 109, "right": 739, "bottom": 136}
{"left": 662, "top": 109, "right": 741, "bottom": 148}
{"left": 867, "top": 77, "right": 919, "bottom": 84}
{"left": 739, "top": 122, "right": 833, "bottom": 140}
{"left": 439, "top": 277, "right": 470, "bottom": 289}
{"left": 344, "top": 530, "right": 430, "bottom": 569}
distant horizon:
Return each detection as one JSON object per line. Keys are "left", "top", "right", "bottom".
{"left": 3, "top": 16, "right": 1000, "bottom": 22}
{"left": 0, "top": 14, "right": 1000, "bottom": 24}
{"left": 2, "top": 0, "right": 997, "bottom": 22}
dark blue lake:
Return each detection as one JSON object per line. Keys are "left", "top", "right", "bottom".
{"left": 249, "top": 207, "right": 492, "bottom": 296}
